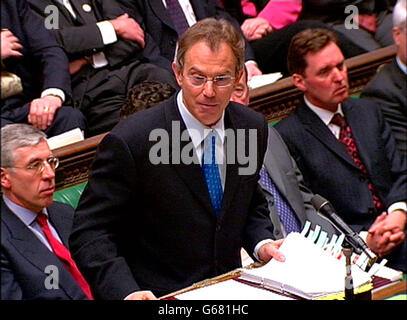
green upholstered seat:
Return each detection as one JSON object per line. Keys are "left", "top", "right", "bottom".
{"left": 53, "top": 182, "right": 87, "bottom": 209}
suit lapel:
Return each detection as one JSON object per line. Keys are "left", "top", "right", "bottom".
{"left": 262, "top": 152, "right": 287, "bottom": 195}
{"left": 298, "top": 101, "right": 359, "bottom": 170}
{"left": 69, "top": 0, "right": 98, "bottom": 25}
{"left": 342, "top": 99, "right": 375, "bottom": 173}
{"left": 262, "top": 141, "right": 307, "bottom": 225}
{"left": 164, "top": 97, "right": 215, "bottom": 217}
{"left": 220, "top": 109, "right": 242, "bottom": 218}
{"left": 149, "top": 0, "right": 176, "bottom": 31}
{"left": 190, "top": 0, "right": 208, "bottom": 20}
{"left": 1, "top": 200, "right": 80, "bottom": 299}
{"left": 47, "top": 204, "right": 71, "bottom": 247}
{"left": 30, "top": 0, "right": 76, "bottom": 25}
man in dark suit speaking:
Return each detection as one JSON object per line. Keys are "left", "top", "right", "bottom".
{"left": 275, "top": 28, "right": 407, "bottom": 272}
{"left": 70, "top": 18, "right": 284, "bottom": 300}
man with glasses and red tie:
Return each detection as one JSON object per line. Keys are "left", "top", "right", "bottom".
{"left": 1, "top": 124, "right": 92, "bottom": 300}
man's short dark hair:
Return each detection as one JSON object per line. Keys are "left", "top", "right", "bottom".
{"left": 287, "top": 28, "right": 339, "bottom": 75}
{"left": 120, "top": 81, "right": 176, "bottom": 120}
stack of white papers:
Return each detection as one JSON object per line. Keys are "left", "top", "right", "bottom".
{"left": 248, "top": 72, "right": 283, "bottom": 89}
{"left": 47, "top": 128, "right": 84, "bottom": 150}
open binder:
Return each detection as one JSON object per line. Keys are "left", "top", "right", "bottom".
{"left": 168, "top": 223, "right": 401, "bottom": 300}
{"left": 238, "top": 232, "right": 372, "bottom": 300}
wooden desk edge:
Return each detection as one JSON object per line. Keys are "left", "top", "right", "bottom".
{"left": 372, "top": 280, "right": 407, "bottom": 300}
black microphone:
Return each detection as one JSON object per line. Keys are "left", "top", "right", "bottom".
{"left": 311, "top": 194, "right": 377, "bottom": 268}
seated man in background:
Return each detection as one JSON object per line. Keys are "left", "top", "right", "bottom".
{"left": 120, "top": 81, "right": 176, "bottom": 120}
{"left": 362, "top": 0, "right": 406, "bottom": 155}
{"left": 275, "top": 28, "right": 407, "bottom": 272}
{"left": 118, "top": 0, "right": 263, "bottom": 80}
{"left": 231, "top": 66, "right": 338, "bottom": 240}
{"left": 28, "top": 0, "right": 178, "bottom": 137}
{"left": 222, "top": 0, "right": 367, "bottom": 77}
{"left": 299, "top": 0, "right": 395, "bottom": 52}
{"left": 1, "top": 124, "right": 92, "bottom": 300}
{"left": 1, "top": 0, "right": 86, "bottom": 137}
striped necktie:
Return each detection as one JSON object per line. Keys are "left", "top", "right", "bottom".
{"left": 166, "top": 0, "right": 190, "bottom": 36}
{"left": 259, "top": 166, "right": 301, "bottom": 234}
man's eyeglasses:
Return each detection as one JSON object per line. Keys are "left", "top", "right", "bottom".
{"left": 185, "top": 75, "right": 236, "bottom": 88}
{"left": 3, "top": 156, "right": 59, "bottom": 175}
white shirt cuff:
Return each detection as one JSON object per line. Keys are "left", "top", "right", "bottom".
{"left": 388, "top": 202, "right": 407, "bottom": 215}
{"left": 96, "top": 21, "right": 117, "bottom": 45}
{"left": 41, "top": 88, "right": 65, "bottom": 103}
{"left": 253, "top": 238, "right": 274, "bottom": 262}
{"left": 245, "top": 60, "right": 258, "bottom": 67}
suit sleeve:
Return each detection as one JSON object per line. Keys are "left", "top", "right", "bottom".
{"left": 1, "top": 250, "right": 24, "bottom": 300}
{"left": 69, "top": 133, "right": 142, "bottom": 300}
{"left": 29, "top": 0, "right": 143, "bottom": 68}
{"left": 22, "top": 0, "right": 71, "bottom": 97}
{"left": 374, "top": 102, "right": 407, "bottom": 207}
{"left": 242, "top": 117, "right": 275, "bottom": 256}
{"left": 257, "top": 0, "right": 302, "bottom": 30}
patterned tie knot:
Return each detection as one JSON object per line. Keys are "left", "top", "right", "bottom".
{"left": 331, "top": 113, "right": 347, "bottom": 129}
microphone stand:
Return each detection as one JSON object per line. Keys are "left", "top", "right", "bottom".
{"left": 342, "top": 241, "right": 355, "bottom": 300}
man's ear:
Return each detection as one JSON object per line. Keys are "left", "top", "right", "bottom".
{"left": 292, "top": 73, "right": 307, "bottom": 92}
{"left": 171, "top": 62, "right": 183, "bottom": 87}
{"left": 1, "top": 168, "right": 11, "bottom": 190}
{"left": 392, "top": 26, "right": 401, "bottom": 47}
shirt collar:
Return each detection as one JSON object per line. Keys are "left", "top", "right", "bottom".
{"left": 2, "top": 194, "right": 48, "bottom": 226}
{"left": 396, "top": 56, "right": 407, "bottom": 75}
{"left": 304, "top": 96, "right": 344, "bottom": 125}
{"left": 176, "top": 90, "right": 225, "bottom": 149}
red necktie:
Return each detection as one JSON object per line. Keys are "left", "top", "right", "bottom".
{"left": 36, "top": 213, "right": 94, "bottom": 299}
{"left": 331, "top": 113, "right": 384, "bottom": 210}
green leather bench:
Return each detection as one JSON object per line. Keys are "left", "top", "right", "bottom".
{"left": 53, "top": 182, "right": 87, "bottom": 209}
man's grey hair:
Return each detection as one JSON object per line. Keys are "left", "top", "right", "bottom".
{"left": 1, "top": 124, "right": 47, "bottom": 168}
{"left": 393, "top": 0, "right": 406, "bottom": 30}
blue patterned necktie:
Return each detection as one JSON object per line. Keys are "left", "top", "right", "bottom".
{"left": 166, "top": 0, "right": 190, "bottom": 36}
{"left": 259, "top": 166, "right": 301, "bottom": 234}
{"left": 202, "top": 130, "right": 223, "bottom": 217}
